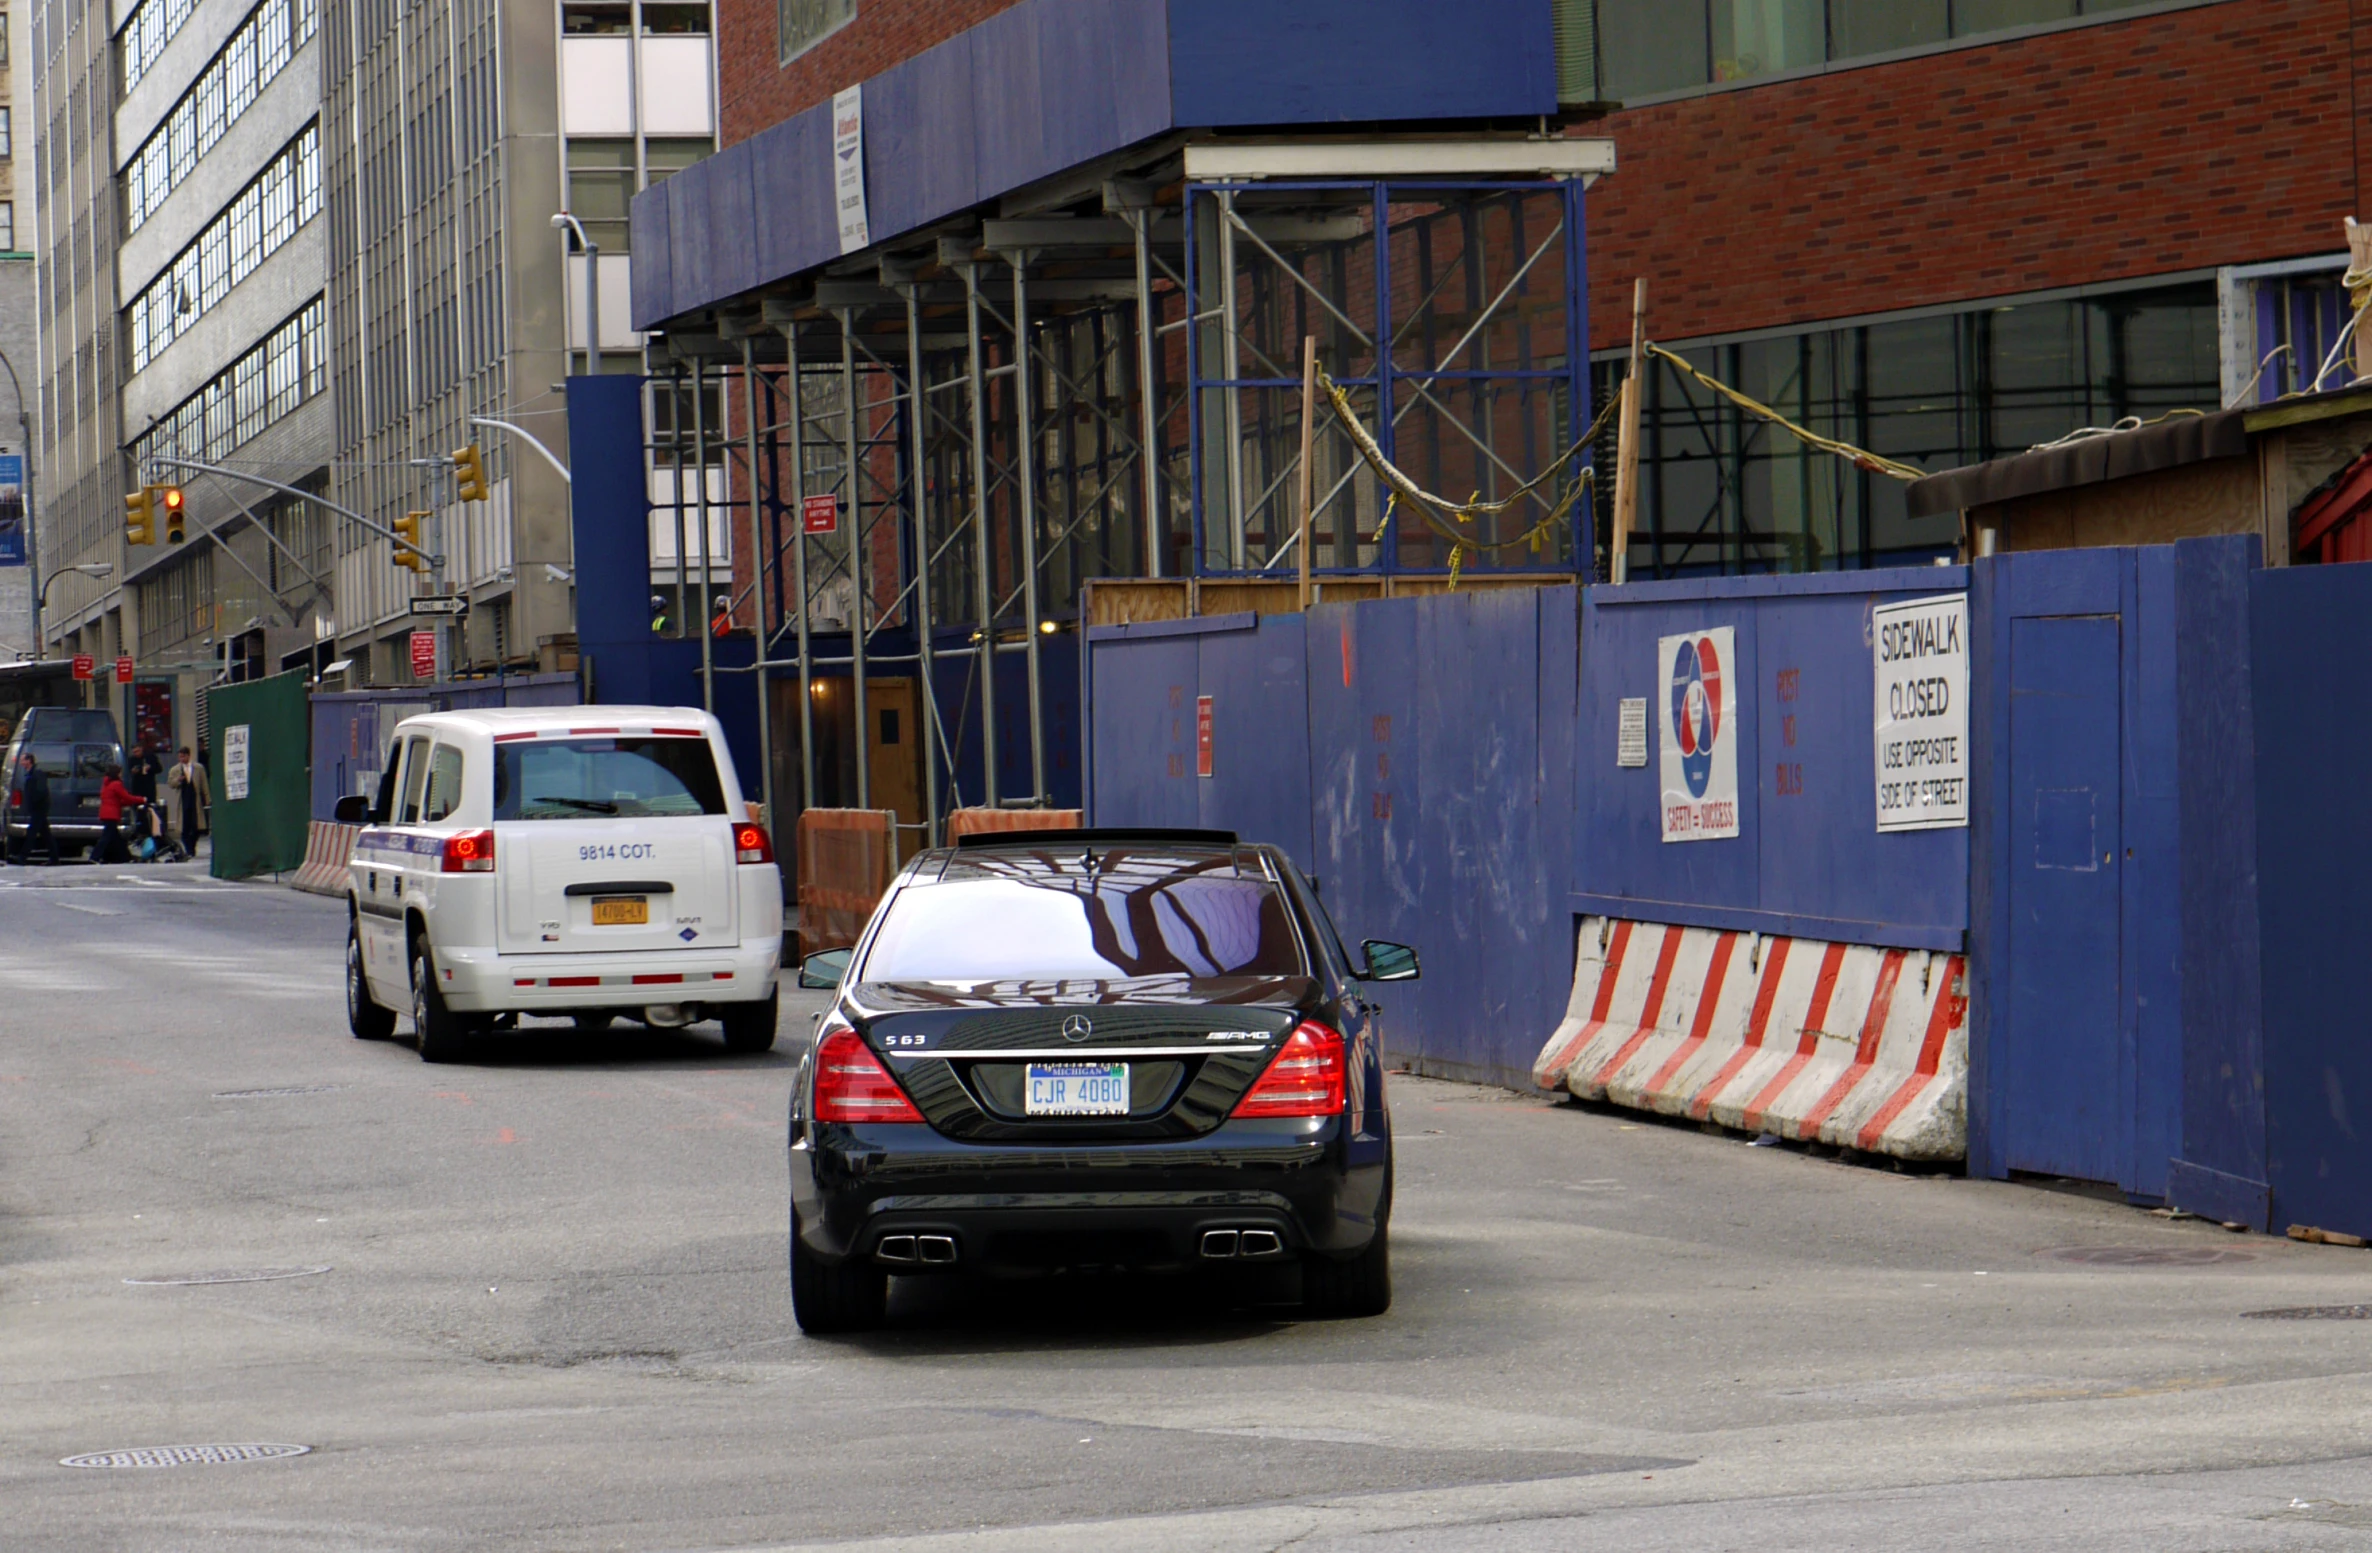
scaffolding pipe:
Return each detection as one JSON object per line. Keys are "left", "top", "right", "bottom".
{"left": 779, "top": 323, "right": 817, "bottom": 813}
{"left": 1218, "top": 190, "right": 1247, "bottom": 569}
{"left": 963, "top": 263, "right": 1000, "bottom": 806}
{"left": 1009, "top": 253, "right": 1047, "bottom": 802}
{"left": 1129, "top": 208, "right": 1164, "bottom": 577}
{"left": 902, "top": 283, "right": 943, "bottom": 844}
{"left": 670, "top": 365, "right": 692, "bottom": 641}
{"left": 838, "top": 308, "right": 871, "bottom": 812}
{"left": 692, "top": 353, "right": 715, "bottom": 711}
{"left": 741, "top": 336, "right": 773, "bottom": 827}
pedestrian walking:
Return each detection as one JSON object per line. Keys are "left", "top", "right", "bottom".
{"left": 167, "top": 745, "right": 210, "bottom": 854}
{"left": 96, "top": 763, "right": 136, "bottom": 864}
{"left": 15, "top": 752, "right": 58, "bottom": 865}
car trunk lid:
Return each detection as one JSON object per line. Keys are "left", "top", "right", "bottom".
{"left": 853, "top": 978, "right": 1313, "bottom": 1141}
{"left": 494, "top": 816, "right": 736, "bottom": 954}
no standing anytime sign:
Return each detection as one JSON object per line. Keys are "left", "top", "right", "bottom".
{"left": 1872, "top": 593, "right": 1968, "bottom": 832}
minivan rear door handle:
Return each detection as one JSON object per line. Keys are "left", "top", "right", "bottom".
{"left": 562, "top": 880, "right": 677, "bottom": 896}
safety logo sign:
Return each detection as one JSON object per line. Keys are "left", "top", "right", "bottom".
{"left": 1660, "top": 626, "right": 1740, "bottom": 843}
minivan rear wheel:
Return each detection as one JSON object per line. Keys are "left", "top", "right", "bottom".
{"left": 347, "top": 920, "right": 395, "bottom": 1040}
{"left": 719, "top": 987, "right": 779, "bottom": 1054}
{"left": 410, "top": 941, "right": 469, "bottom": 1065}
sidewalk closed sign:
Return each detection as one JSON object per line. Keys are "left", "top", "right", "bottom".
{"left": 1872, "top": 593, "right": 1968, "bottom": 832}
{"left": 224, "top": 724, "right": 251, "bottom": 802}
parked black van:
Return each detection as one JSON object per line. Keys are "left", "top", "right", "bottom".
{"left": 3, "top": 707, "right": 127, "bottom": 862}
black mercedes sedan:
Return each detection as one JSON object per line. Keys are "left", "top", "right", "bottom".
{"left": 785, "top": 828, "right": 1417, "bottom": 1333}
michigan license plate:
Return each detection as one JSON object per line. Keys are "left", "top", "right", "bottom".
{"left": 590, "top": 897, "right": 649, "bottom": 926}
{"left": 1025, "top": 1063, "right": 1129, "bottom": 1116}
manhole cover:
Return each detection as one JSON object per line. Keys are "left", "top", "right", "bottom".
{"left": 2038, "top": 1245, "right": 2257, "bottom": 1266}
{"left": 213, "top": 1085, "right": 341, "bottom": 1099}
{"left": 60, "top": 1443, "right": 310, "bottom": 1469}
{"left": 123, "top": 1267, "right": 332, "bottom": 1287}
{"left": 2243, "top": 1305, "right": 2372, "bottom": 1320}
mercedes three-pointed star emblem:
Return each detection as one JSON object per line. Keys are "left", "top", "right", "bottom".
{"left": 1060, "top": 1014, "right": 1094, "bottom": 1043}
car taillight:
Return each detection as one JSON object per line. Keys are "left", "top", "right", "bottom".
{"left": 735, "top": 822, "right": 774, "bottom": 865}
{"left": 813, "top": 1025, "right": 923, "bottom": 1123}
{"left": 1233, "top": 1020, "right": 1348, "bottom": 1118}
{"left": 440, "top": 829, "right": 496, "bottom": 873}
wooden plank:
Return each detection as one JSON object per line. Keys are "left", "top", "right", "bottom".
{"left": 1082, "top": 579, "right": 1192, "bottom": 627}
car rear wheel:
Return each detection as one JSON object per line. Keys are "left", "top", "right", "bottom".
{"left": 347, "top": 920, "right": 396, "bottom": 1040}
{"left": 410, "top": 942, "right": 469, "bottom": 1065}
{"left": 790, "top": 1220, "right": 886, "bottom": 1334}
{"left": 1302, "top": 1177, "right": 1392, "bottom": 1318}
{"left": 719, "top": 987, "right": 779, "bottom": 1054}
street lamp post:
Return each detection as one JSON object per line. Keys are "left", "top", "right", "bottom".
{"left": 37, "top": 564, "right": 113, "bottom": 701}
{"left": 0, "top": 347, "right": 38, "bottom": 658}
{"left": 551, "top": 213, "right": 601, "bottom": 376}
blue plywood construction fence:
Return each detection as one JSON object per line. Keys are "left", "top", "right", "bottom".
{"left": 1086, "top": 587, "right": 1576, "bottom": 1089}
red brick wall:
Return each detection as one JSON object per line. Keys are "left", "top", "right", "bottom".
{"left": 1583, "top": 0, "right": 2371, "bottom": 350}
{"left": 717, "top": 0, "right": 1030, "bottom": 149}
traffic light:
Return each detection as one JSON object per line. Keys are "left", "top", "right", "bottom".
{"left": 392, "top": 511, "right": 429, "bottom": 572}
{"left": 124, "top": 486, "right": 154, "bottom": 546}
{"left": 160, "top": 485, "right": 186, "bottom": 544}
{"left": 451, "top": 443, "right": 489, "bottom": 504}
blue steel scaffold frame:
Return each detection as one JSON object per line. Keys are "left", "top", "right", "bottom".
{"left": 1183, "top": 177, "right": 1594, "bottom": 583}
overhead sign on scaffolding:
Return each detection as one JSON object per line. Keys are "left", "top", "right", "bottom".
{"left": 833, "top": 84, "right": 868, "bottom": 255}
{"left": 802, "top": 493, "right": 839, "bottom": 535}
{"left": 0, "top": 453, "right": 25, "bottom": 565}
{"left": 1872, "top": 592, "right": 1969, "bottom": 832}
{"left": 1659, "top": 627, "right": 1739, "bottom": 843}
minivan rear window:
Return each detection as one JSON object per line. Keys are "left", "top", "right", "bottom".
{"left": 492, "top": 737, "right": 727, "bottom": 820}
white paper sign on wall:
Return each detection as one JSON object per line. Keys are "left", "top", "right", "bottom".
{"left": 224, "top": 724, "right": 251, "bottom": 803}
{"left": 833, "top": 85, "right": 869, "bottom": 254}
{"left": 1617, "top": 697, "right": 1648, "bottom": 767}
{"left": 1872, "top": 592, "right": 1969, "bottom": 831}
{"left": 1659, "top": 626, "right": 1740, "bottom": 842}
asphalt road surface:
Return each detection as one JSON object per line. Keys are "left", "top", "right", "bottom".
{"left": 8, "top": 864, "right": 2372, "bottom": 1551}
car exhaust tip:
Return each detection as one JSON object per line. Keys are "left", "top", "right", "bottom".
{"left": 643, "top": 1003, "right": 695, "bottom": 1028}
{"left": 876, "top": 1235, "right": 918, "bottom": 1264}
{"left": 916, "top": 1234, "right": 957, "bottom": 1264}
{"left": 1200, "top": 1230, "right": 1241, "bottom": 1259}
{"left": 1237, "top": 1229, "right": 1283, "bottom": 1257}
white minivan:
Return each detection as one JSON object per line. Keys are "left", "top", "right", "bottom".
{"left": 337, "top": 706, "right": 784, "bottom": 1062}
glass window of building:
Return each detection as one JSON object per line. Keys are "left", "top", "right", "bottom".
{"left": 643, "top": 137, "right": 713, "bottom": 185}
{"left": 1585, "top": 0, "right": 2177, "bottom": 101}
{"left": 565, "top": 137, "right": 635, "bottom": 250}
{"left": 562, "top": 1, "right": 629, "bottom": 32}
{"left": 1591, "top": 282, "right": 2220, "bottom": 576}
{"left": 0, "top": 203, "right": 13, "bottom": 254}
{"left": 642, "top": 3, "right": 708, "bottom": 32}
{"left": 777, "top": 0, "right": 852, "bottom": 64}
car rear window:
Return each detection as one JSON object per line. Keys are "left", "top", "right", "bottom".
{"left": 860, "top": 849, "right": 1306, "bottom": 982}
{"left": 492, "top": 736, "right": 727, "bottom": 820}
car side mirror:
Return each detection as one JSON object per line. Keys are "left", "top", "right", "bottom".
{"left": 1360, "top": 940, "right": 1420, "bottom": 982}
{"left": 798, "top": 948, "right": 852, "bottom": 990}
{"left": 333, "top": 794, "right": 372, "bottom": 825}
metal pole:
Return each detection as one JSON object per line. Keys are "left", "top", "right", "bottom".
{"left": 902, "top": 284, "right": 942, "bottom": 843}
{"left": 782, "top": 327, "right": 817, "bottom": 813}
{"left": 963, "top": 264, "right": 1000, "bottom": 807}
{"left": 1010, "top": 254, "right": 1046, "bottom": 802}
{"left": 1129, "top": 212, "right": 1162, "bottom": 578}
{"left": 743, "top": 337, "right": 772, "bottom": 826}
{"left": 838, "top": 310, "right": 870, "bottom": 812}
{"left": 586, "top": 240, "right": 601, "bottom": 375}
{"left": 1297, "top": 333, "right": 1317, "bottom": 611}
{"left": 1218, "top": 190, "right": 1247, "bottom": 570}
{"left": 692, "top": 354, "right": 715, "bottom": 711}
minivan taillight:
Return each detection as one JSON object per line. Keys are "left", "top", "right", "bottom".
{"left": 1232, "top": 1021, "right": 1347, "bottom": 1118}
{"left": 440, "top": 829, "right": 496, "bottom": 873}
{"left": 813, "top": 1026, "right": 923, "bottom": 1123}
{"left": 735, "top": 822, "right": 774, "bottom": 864}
